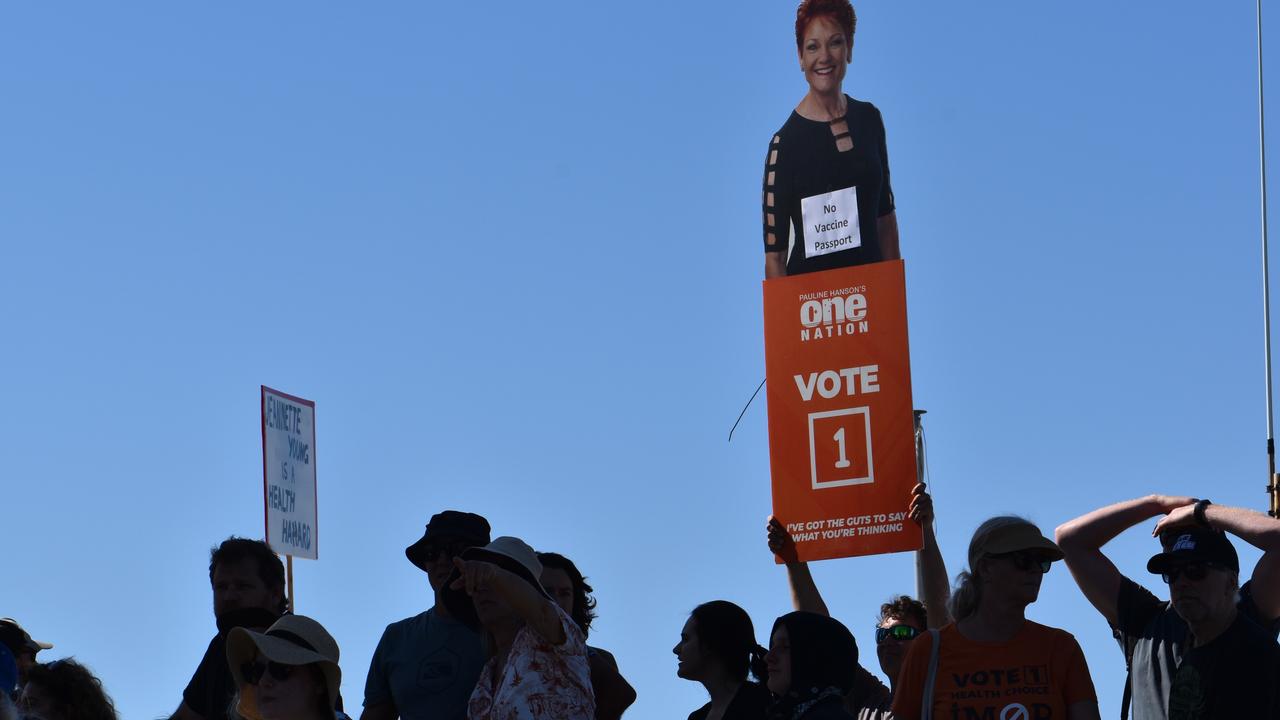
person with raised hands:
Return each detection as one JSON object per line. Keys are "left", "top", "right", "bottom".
{"left": 674, "top": 600, "right": 772, "bottom": 720}
{"left": 1056, "top": 495, "right": 1280, "bottom": 718}
{"left": 766, "top": 482, "right": 948, "bottom": 717}
{"left": 444, "top": 537, "right": 593, "bottom": 720}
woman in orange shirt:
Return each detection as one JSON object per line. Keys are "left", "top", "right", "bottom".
{"left": 891, "top": 517, "right": 1100, "bottom": 720}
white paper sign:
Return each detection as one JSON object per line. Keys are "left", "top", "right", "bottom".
{"left": 801, "top": 186, "right": 861, "bottom": 259}
{"left": 261, "top": 386, "right": 318, "bottom": 559}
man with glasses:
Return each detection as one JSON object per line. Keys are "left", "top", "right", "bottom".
{"left": 361, "top": 511, "right": 490, "bottom": 720}
{"left": 1056, "top": 496, "right": 1280, "bottom": 718}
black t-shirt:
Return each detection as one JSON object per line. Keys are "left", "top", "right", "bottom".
{"left": 762, "top": 96, "right": 895, "bottom": 276}
{"left": 687, "top": 681, "right": 771, "bottom": 720}
{"left": 183, "top": 633, "right": 236, "bottom": 720}
{"left": 1114, "top": 578, "right": 1280, "bottom": 719}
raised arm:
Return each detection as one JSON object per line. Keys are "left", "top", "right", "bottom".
{"left": 909, "top": 483, "right": 951, "bottom": 627}
{"left": 452, "top": 557, "right": 565, "bottom": 644}
{"left": 767, "top": 516, "right": 830, "bottom": 616}
{"left": 1055, "top": 495, "right": 1194, "bottom": 626}
{"left": 1153, "top": 501, "right": 1280, "bottom": 620}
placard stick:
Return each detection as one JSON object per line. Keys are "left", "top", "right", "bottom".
{"left": 287, "top": 555, "right": 295, "bottom": 613}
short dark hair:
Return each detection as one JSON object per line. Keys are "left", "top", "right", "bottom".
{"left": 689, "top": 601, "right": 767, "bottom": 683}
{"left": 25, "top": 659, "right": 118, "bottom": 720}
{"left": 536, "top": 552, "right": 597, "bottom": 637}
{"left": 877, "top": 595, "right": 927, "bottom": 629}
{"left": 208, "top": 537, "right": 287, "bottom": 613}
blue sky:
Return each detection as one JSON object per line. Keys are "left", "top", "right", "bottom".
{"left": 2, "top": 1, "right": 1277, "bottom": 717}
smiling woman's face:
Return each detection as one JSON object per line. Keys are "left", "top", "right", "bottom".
{"left": 798, "top": 15, "right": 850, "bottom": 96}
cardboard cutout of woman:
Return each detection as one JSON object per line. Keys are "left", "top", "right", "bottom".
{"left": 763, "top": 0, "right": 899, "bottom": 279}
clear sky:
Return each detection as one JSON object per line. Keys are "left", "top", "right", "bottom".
{"left": 2, "top": 1, "right": 1277, "bottom": 718}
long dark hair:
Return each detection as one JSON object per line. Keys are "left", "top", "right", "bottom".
{"left": 689, "top": 601, "right": 768, "bottom": 682}
{"left": 537, "top": 552, "right": 598, "bottom": 638}
{"left": 24, "top": 659, "right": 118, "bottom": 720}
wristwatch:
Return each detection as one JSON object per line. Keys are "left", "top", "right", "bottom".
{"left": 1194, "top": 499, "right": 1213, "bottom": 528}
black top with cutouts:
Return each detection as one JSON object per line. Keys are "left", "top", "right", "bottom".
{"left": 762, "top": 96, "right": 895, "bottom": 276}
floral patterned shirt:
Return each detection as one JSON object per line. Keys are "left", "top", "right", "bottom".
{"left": 467, "top": 604, "right": 595, "bottom": 720}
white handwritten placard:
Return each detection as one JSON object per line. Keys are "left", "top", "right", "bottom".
{"left": 261, "top": 386, "right": 318, "bottom": 559}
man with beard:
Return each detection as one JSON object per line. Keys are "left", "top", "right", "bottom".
{"left": 1056, "top": 496, "right": 1280, "bottom": 718}
{"left": 171, "top": 537, "right": 287, "bottom": 720}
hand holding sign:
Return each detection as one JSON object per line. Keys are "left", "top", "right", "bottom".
{"left": 767, "top": 515, "right": 800, "bottom": 565}
{"left": 908, "top": 483, "right": 934, "bottom": 526}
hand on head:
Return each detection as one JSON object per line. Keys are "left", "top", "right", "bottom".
{"left": 1152, "top": 502, "right": 1199, "bottom": 537}
{"left": 908, "top": 483, "right": 934, "bottom": 526}
{"left": 767, "top": 516, "right": 800, "bottom": 564}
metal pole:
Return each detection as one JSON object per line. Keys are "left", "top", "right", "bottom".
{"left": 913, "top": 409, "right": 928, "bottom": 600}
{"left": 1258, "top": 0, "right": 1280, "bottom": 517}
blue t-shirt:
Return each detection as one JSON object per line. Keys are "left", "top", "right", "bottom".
{"left": 362, "top": 608, "right": 486, "bottom": 720}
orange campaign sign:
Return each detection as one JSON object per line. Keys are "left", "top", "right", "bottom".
{"left": 763, "top": 259, "right": 921, "bottom": 562}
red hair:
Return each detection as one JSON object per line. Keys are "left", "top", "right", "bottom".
{"left": 795, "top": 0, "right": 857, "bottom": 49}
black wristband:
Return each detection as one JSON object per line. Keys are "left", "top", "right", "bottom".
{"left": 1194, "top": 499, "right": 1213, "bottom": 528}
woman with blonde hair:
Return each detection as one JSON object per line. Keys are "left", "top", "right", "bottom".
{"left": 891, "top": 517, "right": 1100, "bottom": 720}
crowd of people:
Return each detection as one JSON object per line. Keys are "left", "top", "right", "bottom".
{"left": 6, "top": 0, "right": 1280, "bottom": 718}
{"left": 4, "top": 490, "right": 1279, "bottom": 720}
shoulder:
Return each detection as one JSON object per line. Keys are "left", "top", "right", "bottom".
{"left": 587, "top": 645, "right": 619, "bottom": 671}
{"left": 688, "top": 701, "right": 711, "bottom": 720}
{"left": 1025, "top": 621, "right": 1085, "bottom": 650}
{"left": 379, "top": 610, "right": 432, "bottom": 642}
{"left": 772, "top": 111, "right": 808, "bottom": 144}
{"left": 845, "top": 97, "right": 886, "bottom": 125}
{"left": 1239, "top": 580, "right": 1280, "bottom": 635}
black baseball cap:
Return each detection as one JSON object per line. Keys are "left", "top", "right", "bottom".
{"left": 1147, "top": 527, "right": 1240, "bottom": 575}
{"left": 0, "top": 619, "right": 52, "bottom": 657}
{"left": 405, "top": 511, "right": 491, "bottom": 571}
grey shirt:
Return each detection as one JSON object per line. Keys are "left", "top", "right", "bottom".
{"left": 363, "top": 608, "right": 486, "bottom": 720}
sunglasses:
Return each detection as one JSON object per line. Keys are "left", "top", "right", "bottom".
{"left": 420, "top": 540, "right": 470, "bottom": 562}
{"left": 241, "top": 660, "right": 295, "bottom": 685}
{"left": 1161, "top": 563, "right": 1225, "bottom": 585}
{"left": 875, "top": 625, "right": 920, "bottom": 644}
{"left": 988, "top": 551, "right": 1053, "bottom": 574}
